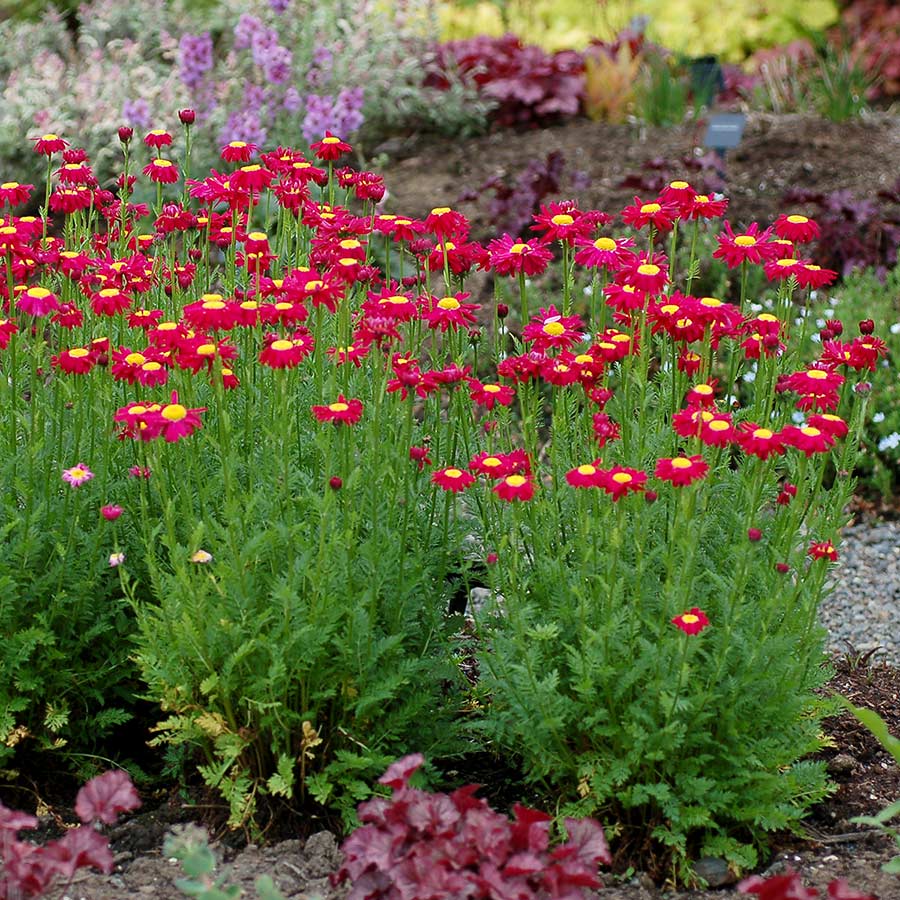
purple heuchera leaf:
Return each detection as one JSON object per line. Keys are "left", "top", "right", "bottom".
{"left": 41, "top": 826, "right": 115, "bottom": 877}
{"left": 336, "top": 757, "right": 607, "bottom": 900}
{"left": 0, "top": 803, "right": 38, "bottom": 833}
{"left": 378, "top": 753, "right": 425, "bottom": 789}
{"left": 74, "top": 770, "right": 141, "bottom": 825}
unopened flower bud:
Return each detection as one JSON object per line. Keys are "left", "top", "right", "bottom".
{"left": 644, "top": 490, "right": 658, "bottom": 504}
{"left": 118, "top": 126, "right": 133, "bottom": 144}
{"left": 178, "top": 108, "right": 196, "bottom": 125}
{"left": 486, "top": 552, "right": 498, "bottom": 565}
{"left": 496, "top": 303, "right": 509, "bottom": 320}
{"left": 748, "top": 528, "right": 762, "bottom": 541}
{"left": 819, "top": 328, "right": 834, "bottom": 342}
{"left": 329, "top": 476, "right": 343, "bottom": 490}
{"left": 859, "top": 319, "right": 875, "bottom": 335}
{"left": 853, "top": 381, "right": 872, "bottom": 395}
{"left": 775, "top": 562, "right": 790, "bottom": 574}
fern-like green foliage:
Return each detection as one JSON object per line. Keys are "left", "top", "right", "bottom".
{"left": 133, "top": 453, "right": 466, "bottom": 830}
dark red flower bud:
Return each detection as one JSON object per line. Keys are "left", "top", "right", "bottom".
{"left": 748, "top": 528, "right": 762, "bottom": 541}
{"left": 329, "top": 476, "right": 343, "bottom": 490}
{"left": 859, "top": 319, "right": 875, "bottom": 335}
{"left": 497, "top": 303, "right": 509, "bottom": 319}
{"left": 486, "top": 552, "right": 498, "bottom": 565}
{"left": 826, "top": 318, "right": 843, "bottom": 335}
{"left": 645, "top": 490, "right": 658, "bottom": 504}
{"left": 853, "top": 381, "right": 872, "bottom": 394}
{"left": 819, "top": 328, "right": 834, "bottom": 342}
{"left": 775, "top": 562, "right": 790, "bottom": 574}
{"left": 178, "top": 108, "right": 196, "bottom": 125}
{"left": 118, "top": 126, "right": 133, "bottom": 144}
{"left": 188, "top": 248, "right": 202, "bottom": 261}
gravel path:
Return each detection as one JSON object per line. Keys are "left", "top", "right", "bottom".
{"left": 823, "top": 520, "right": 900, "bottom": 666}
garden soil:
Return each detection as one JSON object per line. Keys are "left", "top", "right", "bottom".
{"left": 10, "top": 113, "right": 900, "bottom": 899}
{"left": 377, "top": 112, "right": 900, "bottom": 240}
{"left": 40, "top": 658, "right": 900, "bottom": 899}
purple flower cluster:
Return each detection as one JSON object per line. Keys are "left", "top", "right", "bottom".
{"left": 306, "top": 46, "right": 334, "bottom": 88}
{"left": 302, "top": 88, "right": 365, "bottom": 145}
{"left": 122, "top": 98, "right": 152, "bottom": 131}
{"left": 233, "top": 13, "right": 293, "bottom": 86}
{"left": 268, "top": 0, "right": 291, "bottom": 12}
{"left": 178, "top": 32, "right": 214, "bottom": 92}
{"left": 219, "top": 85, "right": 269, "bottom": 147}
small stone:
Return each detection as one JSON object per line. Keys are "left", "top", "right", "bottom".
{"left": 693, "top": 856, "right": 736, "bottom": 887}
{"left": 829, "top": 753, "right": 856, "bottom": 775}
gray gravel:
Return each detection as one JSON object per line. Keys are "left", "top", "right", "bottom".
{"left": 823, "top": 520, "right": 900, "bottom": 666}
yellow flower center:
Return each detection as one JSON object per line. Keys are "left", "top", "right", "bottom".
{"left": 339, "top": 239, "right": 360, "bottom": 249}
{"left": 506, "top": 475, "right": 527, "bottom": 487}
{"left": 670, "top": 180, "right": 689, "bottom": 189}
{"left": 444, "top": 468, "right": 463, "bottom": 478}
{"left": 198, "top": 343, "right": 216, "bottom": 356}
{"left": 543, "top": 321, "right": 565, "bottom": 336}
{"left": 787, "top": 215, "right": 808, "bottom": 224}
{"left": 594, "top": 237, "right": 616, "bottom": 250}
{"left": 153, "top": 159, "right": 172, "bottom": 168}
{"left": 695, "top": 195, "right": 709, "bottom": 203}
{"left": 776, "top": 258, "right": 797, "bottom": 267}
{"left": 806, "top": 369, "right": 828, "bottom": 380}
{"left": 437, "top": 297, "right": 460, "bottom": 310}
{"left": 758, "top": 313, "right": 779, "bottom": 322}
{"left": 240, "top": 165, "right": 261, "bottom": 173}
{"left": 660, "top": 304, "right": 679, "bottom": 315}
{"left": 27, "top": 287, "right": 51, "bottom": 298}
{"left": 637, "top": 264, "right": 660, "bottom": 276}
{"left": 612, "top": 472, "right": 633, "bottom": 484}
{"left": 682, "top": 613, "right": 699, "bottom": 624}
{"left": 551, "top": 213, "right": 574, "bottom": 226}
{"left": 431, "top": 206, "right": 451, "bottom": 215}
{"left": 709, "top": 420, "right": 730, "bottom": 432}
{"left": 734, "top": 235, "right": 757, "bottom": 246}
{"left": 801, "top": 427, "right": 821, "bottom": 437}
{"left": 142, "top": 361, "right": 162, "bottom": 371}
{"left": 322, "top": 136, "right": 341, "bottom": 144}
{"left": 754, "top": 428, "right": 773, "bottom": 439}
{"left": 1, "top": 182, "right": 19, "bottom": 189}
{"left": 338, "top": 257, "right": 357, "bottom": 266}
{"left": 483, "top": 384, "right": 501, "bottom": 393}
{"left": 271, "top": 340, "right": 294, "bottom": 351}
{"left": 577, "top": 464, "right": 596, "bottom": 476}
{"left": 700, "top": 297, "right": 722, "bottom": 307}
{"left": 329, "top": 402, "right": 349, "bottom": 412}
{"left": 158, "top": 322, "right": 178, "bottom": 331}
{"left": 229, "top": 141, "right": 247, "bottom": 148}
{"left": 42, "top": 133, "right": 59, "bottom": 140}
{"left": 671, "top": 457, "right": 693, "bottom": 469}
{"left": 483, "top": 457, "right": 502, "bottom": 467}
{"left": 612, "top": 334, "right": 630, "bottom": 344}
{"left": 69, "top": 348, "right": 90, "bottom": 358}
{"left": 162, "top": 404, "right": 187, "bottom": 421}
{"left": 694, "top": 384, "right": 713, "bottom": 395}
{"left": 640, "top": 203, "right": 661, "bottom": 214}
{"left": 125, "top": 352, "right": 146, "bottom": 365}
{"left": 509, "top": 243, "right": 528, "bottom": 254}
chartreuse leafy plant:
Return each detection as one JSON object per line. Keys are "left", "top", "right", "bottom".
{"left": 0, "top": 121, "right": 884, "bottom": 879}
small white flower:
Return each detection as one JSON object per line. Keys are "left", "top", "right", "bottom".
{"left": 742, "top": 370, "right": 756, "bottom": 383}
{"left": 890, "top": 322, "right": 900, "bottom": 335}
{"left": 791, "top": 410, "right": 806, "bottom": 424}
{"left": 877, "top": 433, "right": 900, "bottom": 452}
{"left": 191, "top": 549, "right": 213, "bottom": 564}
{"left": 109, "top": 552, "right": 125, "bottom": 568}
{"left": 873, "top": 412, "right": 886, "bottom": 423}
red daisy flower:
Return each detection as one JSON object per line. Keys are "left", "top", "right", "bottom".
{"left": 467, "top": 451, "right": 521, "bottom": 479}
{"left": 591, "top": 412, "right": 621, "bottom": 447}
{"left": 90, "top": 287, "right": 132, "bottom": 317}
{"left": 808, "top": 413, "right": 848, "bottom": 439}
{"left": 738, "top": 423, "right": 786, "bottom": 460}
{"left": 531, "top": 201, "right": 591, "bottom": 245}
{"left": 424, "top": 206, "right": 468, "bottom": 240}
{"left": 566, "top": 461, "right": 605, "bottom": 488}
{"left": 0, "top": 181, "right": 34, "bottom": 208}
{"left": 32, "top": 133, "right": 68, "bottom": 156}
{"left": 0, "top": 317, "right": 19, "bottom": 349}
{"left": 143, "top": 159, "right": 179, "bottom": 184}
{"left": 621, "top": 196, "right": 678, "bottom": 232}
{"left": 682, "top": 193, "right": 729, "bottom": 220}
{"left": 310, "top": 132, "right": 352, "bottom": 161}
{"left": 796, "top": 263, "right": 836, "bottom": 289}
{"left": 522, "top": 305, "right": 584, "bottom": 352}
{"left": 781, "top": 366, "right": 845, "bottom": 396}
{"left": 312, "top": 395, "right": 363, "bottom": 425}
{"left": 598, "top": 465, "right": 647, "bottom": 501}
{"left": 432, "top": 466, "right": 476, "bottom": 492}
{"left": 143, "top": 129, "right": 173, "bottom": 150}
{"left": 17, "top": 286, "right": 59, "bottom": 317}
{"left": 52, "top": 347, "right": 96, "bottom": 375}
{"left": 574, "top": 233, "right": 635, "bottom": 270}
{"left": 468, "top": 379, "right": 516, "bottom": 410}
{"left": 781, "top": 424, "right": 835, "bottom": 457}
{"left": 698, "top": 414, "right": 735, "bottom": 448}
{"left": 422, "top": 292, "right": 480, "bottom": 333}
{"left": 654, "top": 454, "right": 710, "bottom": 487}
{"left": 712, "top": 221, "right": 777, "bottom": 268}
{"left": 621, "top": 253, "right": 669, "bottom": 294}
{"left": 486, "top": 234, "right": 553, "bottom": 277}
{"left": 260, "top": 337, "right": 309, "bottom": 369}
{"left": 808, "top": 540, "right": 838, "bottom": 562}
{"left": 220, "top": 140, "right": 258, "bottom": 163}
{"left": 493, "top": 473, "right": 536, "bottom": 502}
{"left": 672, "top": 608, "right": 710, "bottom": 635}
{"left": 774, "top": 214, "right": 820, "bottom": 244}
{"left": 154, "top": 393, "right": 206, "bottom": 442}
{"left": 603, "top": 281, "right": 646, "bottom": 314}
